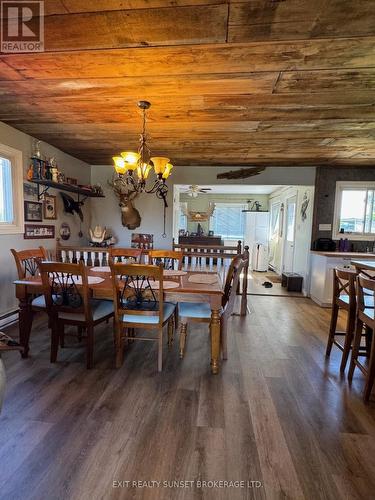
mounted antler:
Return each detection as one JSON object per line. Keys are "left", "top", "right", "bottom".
{"left": 217, "top": 167, "right": 266, "bottom": 180}
{"left": 181, "top": 202, "right": 215, "bottom": 222}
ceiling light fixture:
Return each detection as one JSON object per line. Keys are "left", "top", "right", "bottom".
{"left": 112, "top": 101, "right": 172, "bottom": 206}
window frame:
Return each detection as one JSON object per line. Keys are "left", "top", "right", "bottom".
{"left": 209, "top": 202, "right": 246, "bottom": 241}
{"left": 332, "top": 181, "right": 375, "bottom": 241}
{"left": 0, "top": 144, "right": 24, "bottom": 235}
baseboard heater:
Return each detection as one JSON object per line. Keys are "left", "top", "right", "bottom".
{"left": 0, "top": 310, "right": 19, "bottom": 330}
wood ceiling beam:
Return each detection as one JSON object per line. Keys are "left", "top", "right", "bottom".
{"left": 1, "top": 37, "right": 374, "bottom": 80}
{"left": 229, "top": 0, "right": 375, "bottom": 42}
{"left": 38, "top": 4, "right": 229, "bottom": 51}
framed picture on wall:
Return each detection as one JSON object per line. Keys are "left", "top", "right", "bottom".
{"left": 24, "top": 201, "right": 43, "bottom": 222}
{"left": 24, "top": 224, "right": 55, "bottom": 239}
{"left": 131, "top": 233, "right": 153, "bottom": 250}
{"left": 23, "top": 182, "right": 38, "bottom": 199}
{"left": 43, "top": 194, "right": 57, "bottom": 220}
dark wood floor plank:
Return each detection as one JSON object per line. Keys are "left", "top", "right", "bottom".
{"left": 1, "top": 296, "right": 375, "bottom": 499}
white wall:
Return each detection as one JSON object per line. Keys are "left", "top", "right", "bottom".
{"left": 269, "top": 185, "right": 315, "bottom": 294}
{"left": 0, "top": 122, "right": 92, "bottom": 317}
{"left": 91, "top": 165, "right": 316, "bottom": 249}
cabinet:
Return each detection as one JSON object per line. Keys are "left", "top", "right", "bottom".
{"left": 310, "top": 252, "right": 375, "bottom": 307}
{"left": 178, "top": 236, "right": 223, "bottom": 246}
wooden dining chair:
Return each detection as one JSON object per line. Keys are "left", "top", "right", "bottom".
{"left": 11, "top": 246, "right": 49, "bottom": 313}
{"left": 110, "top": 262, "right": 176, "bottom": 371}
{"left": 109, "top": 247, "right": 142, "bottom": 263}
{"left": 348, "top": 274, "right": 375, "bottom": 403}
{"left": 38, "top": 261, "right": 114, "bottom": 369}
{"left": 326, "top": 268, "right": 358, "bottom": 372}
{"left": 148, "top": 250, "right": 183, "bottom": 270}
{"left": 11, "top": 246, "right": 48, "bottom": 280}
{"left": 179, "top": 254, "right": 248, "bottom": 360}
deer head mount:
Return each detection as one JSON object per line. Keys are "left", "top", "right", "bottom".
{"left": 108, "top": 179, "right": 141, "bottom": 230}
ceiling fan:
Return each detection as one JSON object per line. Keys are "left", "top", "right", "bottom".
{"left": 182, "top": 185, "right": 212, "bottom": 198}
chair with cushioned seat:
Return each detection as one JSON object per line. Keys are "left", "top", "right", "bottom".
{"left": 326, "top": 268, "right": 360, "bottom": 372}
{"left": 109, "top": 247, "right": 142, "bottom": 264}
{"left": 11, "top": 247, "right": 49, "bottom": 353}
{"left": 11, "top": 246, "right": 48, "bottom": 312}
{"left": 148, "top": 250, "right": 183, "bottom": 270}
{"left": 38, "top": 261, "right": 114, "bottom": 369}
{"left": 348, "top": 274, "right": 375, "bottom": 402}
{"left": 110, "top": 262, "right": 176, "bottom": 371}
{"left": 178, "top": 254, "right": 248, "bottom": 360}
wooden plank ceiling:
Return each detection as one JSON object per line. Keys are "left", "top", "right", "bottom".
{"left": 0, "top": 0, "right": 374, "bottom": 166}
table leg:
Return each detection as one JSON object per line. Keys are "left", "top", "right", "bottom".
{"left": 210, "top": 308, "right": 221, "bottom": 374}
{"left": 18, "top": 298, "right": 33, "bottom": 358}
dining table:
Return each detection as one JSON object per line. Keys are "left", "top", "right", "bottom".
{"left": 14, "top": 268, "right": 224, "bottom": 374}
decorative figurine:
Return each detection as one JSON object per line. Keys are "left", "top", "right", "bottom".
{"left": 45, "top": 160, "right": 52, "bottom": 180}
{"left": 32, "top": 139, "right": 41, "bottom": 159}
{"left": 26, "top": 163, "right": 34, "bottom": 180}
{"left": 57, "top": 171, "right": 65, "bottom": 183}
{"left": 49, "top": 157, "right": 59, "bottom": 182}
{"left": 52, "top": 168, "right": 59, "bottom": 183}
{"left": 92, "top": 184, "right": 104, "bottom": 196}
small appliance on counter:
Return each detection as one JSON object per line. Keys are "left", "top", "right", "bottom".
{"left": 313, "top": 238, "right": 336, "bottom": 252}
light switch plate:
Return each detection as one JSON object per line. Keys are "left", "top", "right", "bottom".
{"left": 319, "top": 224, "right": 332, "bottom": 231}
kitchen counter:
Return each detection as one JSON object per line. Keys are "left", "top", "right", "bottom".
{"left": 311, "top": 251, "right": 375, "bottom": 258}
{"left": 309, "top": 251, "right": 375, "bottom": 307}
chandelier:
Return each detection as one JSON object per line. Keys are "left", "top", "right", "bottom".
{"left": 112, "top": 101, "right": 172, "bottom": 206}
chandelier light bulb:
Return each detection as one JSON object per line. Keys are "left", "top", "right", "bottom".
{"left": 162, "top": 163, "right": 173, "bottom": 179}
{"left": 112, "top": 156, "right": 127, "bottom": 174}
{"left": 151, "top": 157, "right": 170, "bottom": 175}
{"left": 121, "top": 151, "right": 140, "bottom": 166}
{"left": 137, "top": 163, "right": 152, "bottom": 180}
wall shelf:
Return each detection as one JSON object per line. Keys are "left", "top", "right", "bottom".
{"left": 30, "top": 179, "right": 105, "bottom": 203}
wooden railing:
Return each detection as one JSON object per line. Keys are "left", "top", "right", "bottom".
{"left": 173, "top": 239, "right": 249, "bottom": 315}
{"left": 55, "top": 238, "right": 249, "bottom": 315}
{"left": 56, "top": 239, "right": 111, "bottom": 266}
{"left": 173, "top": 238, "right": 242, "bottom": 274}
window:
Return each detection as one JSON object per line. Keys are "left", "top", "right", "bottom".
{"left": 0, "top": 144, "right": 24, "bottom": 235}
{"left": 286, "top": 199, "right": 296, "bottom": 242}
{"left": 0, "top": 157, "right": 14, "bottom": 223}
{"left": 333, "top": 182, "right": 375, "bottom": 240}
{"left": 210, "top": 203, "right": 245, "bottom": 240}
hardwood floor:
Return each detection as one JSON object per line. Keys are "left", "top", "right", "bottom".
{"left": 247, "top": 271, "right": 304, "bottom": 298}
{"left": 1, "top": 296, "right": 375, "bottom": 500}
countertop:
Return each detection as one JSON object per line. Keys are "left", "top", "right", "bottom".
{"left": 311, "top": 251, "right": 375, "bottom": 258}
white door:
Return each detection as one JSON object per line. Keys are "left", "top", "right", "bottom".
{"left": 283, "top": 195, "right": 297, "bottom": 272}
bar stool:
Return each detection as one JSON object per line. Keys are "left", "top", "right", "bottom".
{"left": 326, "top": 267, "right": 357, "bottom": 372}
{"left": 348, "top": 274, "right": 375, "bottom": 403}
